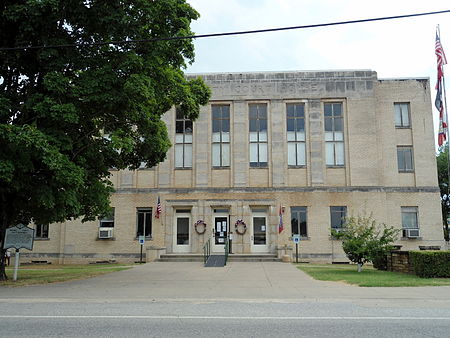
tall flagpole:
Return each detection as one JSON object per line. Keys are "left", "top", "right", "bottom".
{"left": 436, "top": 25, "right": 450, "bottom": 240}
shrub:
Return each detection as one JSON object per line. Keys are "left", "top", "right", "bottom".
{"left": 333, "top": 215, "right": 399, "bottom": 272}
{"left": 410, "top": 251, "right": 450, "bottom": 278}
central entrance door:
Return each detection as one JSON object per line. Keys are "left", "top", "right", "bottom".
{"left": 251, "top": 211, "right": 269, "bottom": 253}
{"left": 212, "top": 216, "right": 228, "bottom": 252}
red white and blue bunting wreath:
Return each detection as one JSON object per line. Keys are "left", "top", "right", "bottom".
{"left": 234, "top": 219, "right": 247, "bottom": 235}
{"left": 194, "top": 220, "right": 207, "bottom": 234}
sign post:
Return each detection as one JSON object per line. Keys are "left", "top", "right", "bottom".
{"left": 3, "top": 224, "right": 35, "bottom": 281}
{"left": 292, "top": 235, "right": 301, "bottom": 263}
{"left": 138, "top": 235, "right": 145, "bottom": 263}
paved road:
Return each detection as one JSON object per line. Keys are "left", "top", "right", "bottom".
{"left": 1, "top": 262, "right": 450, "bottom": 337}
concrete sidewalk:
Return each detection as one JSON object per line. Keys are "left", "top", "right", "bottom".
{"left": 1, "top": 262, "right": 450, "bottom": 304}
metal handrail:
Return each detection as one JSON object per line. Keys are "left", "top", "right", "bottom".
{"left": 224, "top": 237, "right": 229, "bottom": 266}
{"left": 203, "top": 237, "right": 211, "bottom": 266}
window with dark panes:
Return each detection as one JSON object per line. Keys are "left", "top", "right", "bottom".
{"left": 249, "top": 104, "right": 268, "bottom": 167}
{"left": 35, "top": 224, "right": 49, "bottom": 239}
{"left": 394, "top": 103, "right": 411, "bottom": 128}
{"left": 401, "top": 206, "right": 419, "bottom": 237}
{"left": 100, "top": 208, "right": 115, "bottom": 227}
{"left": 330, "top": 206, "right": 347, "bottom": 231}
{"left": 324, "top": 103, "right": 344, "bottom": 166}
{"left": 137, "top": 208, "right": 152, "bottom": 237}
{"left": 397, "top": 146, "right": 414, "bottom": 172}
{"left": 291, "top": 207, "right": 307, "bottom": 237}
{"left": 212, "top": 105, "right": 230, "bottom": 167}
{"left": 287, "top": 103, "right": 306, "bottom": 166}
{"left": 175, "top": 107, "right": 193, "bottom": 168}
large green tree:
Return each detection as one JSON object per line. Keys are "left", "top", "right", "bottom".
{"left": 436, "top": 144, "right": 450, "bottom": 241}
{"left": 0, "top": 0, "right": 210, "bottom": 280}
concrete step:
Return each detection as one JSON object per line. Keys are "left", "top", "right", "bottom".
{"left": 159, "top": 254, "right": 203, "bottom": 262}
{"left": 158, "top": 253, "right": 280, "bottom": 263}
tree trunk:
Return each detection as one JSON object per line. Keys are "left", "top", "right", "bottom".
{"left": 357, "top": 263, "right": 363, "bottom": 272}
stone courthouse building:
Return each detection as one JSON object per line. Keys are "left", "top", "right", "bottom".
{"left": 28, "top": 70, "right": 443, "bottom": 263}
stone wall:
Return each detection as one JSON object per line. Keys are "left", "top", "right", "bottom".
{"left": 387, "top": 250, "right": 414, "bottom": 274}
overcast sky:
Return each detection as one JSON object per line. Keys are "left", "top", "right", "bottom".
{"left": 185, "top": 1, "right": 450, "bottom": 146}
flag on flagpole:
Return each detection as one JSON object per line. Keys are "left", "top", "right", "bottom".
{"left": 436, "top": 31, "right": 447, "bottom": 83}
{"left": 278, "top": 206, "right": 284, "bottom": 234}
{"left": 436, "top": 80, "right": 447, "bottom": 146}
{"left": 435, "top": 29, "right": 448, "bottom": 147}
{"left": 155, "top": 196, "right": 162, "bottom": 219}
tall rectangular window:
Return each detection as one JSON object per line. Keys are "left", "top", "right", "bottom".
{"left": 100, "top": 208, "right": 115, "bottom": 227}
{"left": 249, "top": 104, "right": 268, "bottom": 167}
{"left": 35, "top": 224, "right": 49, "bottom": 239}
{"left": 137, "top": 208, "right": 152, "bottom": 238}
{"left": 394, "top": 103, "right": 410, "bottom": 128}
{"left": 401, "top": 206, "right": 419, "bottom": 237}
{"left": 212, "top": 105, "right": 230, "bottom": 167}
{"left": 175, "top": 107, "right": 193, "bottom": 168}
{"left": 324, "top": 103, "right": 344, "bottom": 166}
{"left": 330, "top": 206, "right": 347, "bottom": 231}
{"left": 397, "top": 146, "right": 414, "bottom": 172}
{"left": 287, "top": 103, "right": 306, "bottom": 166}
{"left": 291, "top": 207, "right": 307, "bottom": 237}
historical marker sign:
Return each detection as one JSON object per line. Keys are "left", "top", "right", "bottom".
{"left": 3, "top": 223, "right": 35, "bottom": 251}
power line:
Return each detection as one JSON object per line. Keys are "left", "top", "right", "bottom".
{"left": 1, "top": 9, "right": 449, "bottom": 52}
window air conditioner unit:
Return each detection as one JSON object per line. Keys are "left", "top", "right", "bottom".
{"left": 405, "top": 229, "right": 420, "bottom": 238}
{"left": 99, "top": 228, "right": 113, "bottom": 239}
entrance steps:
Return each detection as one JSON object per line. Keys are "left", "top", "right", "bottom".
{"left": 158, "top": 253, "right": 279, "bottom": 263}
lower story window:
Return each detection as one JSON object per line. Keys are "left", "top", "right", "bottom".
{"left": 137, "top": 208, "right": 152, "bottom": 237}
{"left": 291, "top": 207, "right": 307, "bottom": 237}
{"left": 330, "top": 206, "right": 347, "bottom": 232}
{"left": 401, "top": 206, "right": 419, "bottom": 237}
{"left": 35, "top": 224, "right": 49, "bottom": 239}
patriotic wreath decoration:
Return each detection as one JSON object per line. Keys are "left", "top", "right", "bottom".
{"left": 194, "top": 220, "right": 207, "bottom": 235}
{"left": 234, "top": 219, "right": 247, "bottom": 235}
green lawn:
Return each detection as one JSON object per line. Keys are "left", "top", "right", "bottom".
{"left": 1, "top": 264, "right": 131, "bottom": 287}
{"left": 297, "top": 264, "right": 450, "bottom": 287}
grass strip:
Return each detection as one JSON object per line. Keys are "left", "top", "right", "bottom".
{"left": 1, "top": 264, "right": 131, "bottom": 287}
{"left": 297, "top": 264, "right": 450, "bottom": 287}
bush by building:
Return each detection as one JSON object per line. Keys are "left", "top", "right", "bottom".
{"left": 410, "top": 251, "right": 450, "bottom": 278}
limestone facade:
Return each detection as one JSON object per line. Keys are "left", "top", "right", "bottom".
{"left": 28, "top": 70, "right": 443, "bottom": 263}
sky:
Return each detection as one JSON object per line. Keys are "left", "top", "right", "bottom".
{"left": 185, "top": 0, "right": 450, "bottom": 147}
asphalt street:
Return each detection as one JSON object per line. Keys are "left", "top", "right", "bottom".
{"left": 1, "top": 262, "right": 450, "bottom": 337}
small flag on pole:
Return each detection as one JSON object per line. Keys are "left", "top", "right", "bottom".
{"left": 278, "top": 206, "right": 284, "bottom": 234}
{"left": 155, "top": 196, "right": 162, "bottom": 219}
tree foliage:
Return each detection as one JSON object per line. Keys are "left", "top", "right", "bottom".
{"left": 436, "top": 144, "right": 450, "bottom": 241}
{"left": 0, "top": 0, "right": 211, "bottom": 280}
{"left": 333, "top": 215, "right": 399, "bottom": 272}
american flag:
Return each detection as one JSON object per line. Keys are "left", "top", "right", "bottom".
{"left": 436, "top": 31, "right": 448, "bottom": 83}
{"left": 278, "top": 206, "right": 284, "bottom": 234}
{"left": 435, "top": 29, "right": 448, "bottom": 147}
{"left": 155, "top": 196, "right": 162, "bottom": 219}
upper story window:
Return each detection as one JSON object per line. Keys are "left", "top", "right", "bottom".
{"left": 100, "top": 208, "right": 115, "bottom": 227}
{"left": 324, "top": 103, "right": 344, "bottom": 166}
{"left": 249, "top": 103, "right": 268, "bottom": 168}
{"left": 397, "top": 146, "right": 414, "bottom": 172}
{"left": 175, "top": 107, "right": 193, "bottom": 168}
{"left": 287, "top": 103, "right": 306, "bottom": 167}
{"left": 394, "top": 103, "right": 411, "bottom": 128}
{"left": 212, "top": 105, "right": 230, "bottom": 167}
